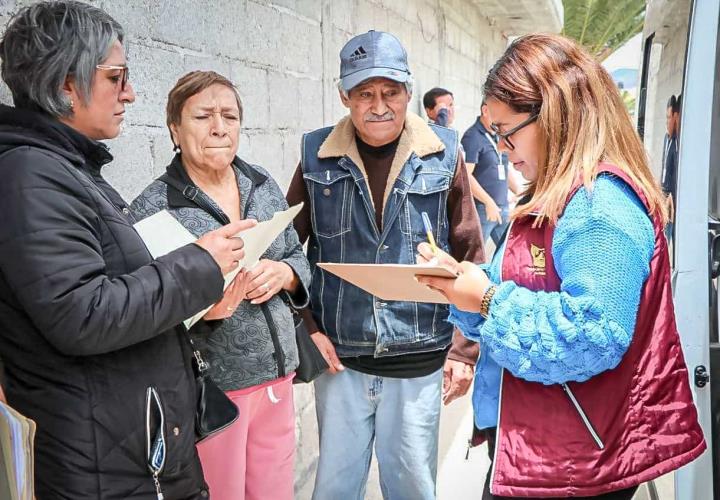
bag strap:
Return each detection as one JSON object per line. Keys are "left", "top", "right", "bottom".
{"left": 158, "top": 173, "right": 230, "bottom": 225}
{"left": 157, "top": 171, "right": 287, "bottom": 377}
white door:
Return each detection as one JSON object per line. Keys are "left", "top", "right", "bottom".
{"left": 671, "top": 0, "right": 719, "bottom": 498}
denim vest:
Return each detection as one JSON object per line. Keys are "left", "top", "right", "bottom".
{"left": 301, "top": 121, "right": 457, "bottom": 357}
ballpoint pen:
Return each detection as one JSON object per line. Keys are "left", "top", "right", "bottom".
{"left": 421, "top": 211, "right": 438, "bottom": 256}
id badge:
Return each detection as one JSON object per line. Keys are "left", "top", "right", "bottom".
{"left": 497, "top": 163, "right": 506, "bottom": 180}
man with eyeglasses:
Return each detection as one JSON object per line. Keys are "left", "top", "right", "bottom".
{"left": 462, "top": 100, "right": 524, "bottom": 246}
{"left": 286, "top": 30, "right": 483, "bottom": 500}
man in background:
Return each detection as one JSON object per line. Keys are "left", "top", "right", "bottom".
{"left": 462, "top": 99, "right": 522, "bottom": 245}
{"left": 662, "top": 94, "right": 681, "bottom": 242}
{"left": 423, "top": 87, "right": 455, "bottom": 127}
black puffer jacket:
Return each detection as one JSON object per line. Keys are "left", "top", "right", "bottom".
{"left": 0, "top": 105, "right": 224, "bottom": 499}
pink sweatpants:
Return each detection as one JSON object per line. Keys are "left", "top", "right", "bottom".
{"left": 196, "top": 374, "right": 295, "bottom": 500}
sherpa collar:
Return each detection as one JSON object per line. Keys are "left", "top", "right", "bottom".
{"left": 316, "top": 112, "right": 446, "bottom": 210}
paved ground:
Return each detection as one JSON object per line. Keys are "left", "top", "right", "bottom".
{"left": 362, "top": 390, "right": 488, "bottom": 500}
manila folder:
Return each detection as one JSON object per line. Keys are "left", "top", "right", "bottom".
{"left": 317, "top": 263, "right": 456, "bottom": 304}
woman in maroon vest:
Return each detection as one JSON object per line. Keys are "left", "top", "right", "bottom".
{"left": 418, "top": 34, "right": 705, "bottom": 499}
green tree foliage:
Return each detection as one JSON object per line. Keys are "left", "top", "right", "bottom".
{"left": 562, "top": 0, "right": 646, "bottom": 61}
{"left": 621, "top": 90, "right": 636, "bottom": 116}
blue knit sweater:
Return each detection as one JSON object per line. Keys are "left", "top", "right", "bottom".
{"left": 450, "top": 174, "right": 656, "bottom": 430}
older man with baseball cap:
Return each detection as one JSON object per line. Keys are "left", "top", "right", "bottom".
{"left": 287, "top": 30, "right": 483, "bottom": 499}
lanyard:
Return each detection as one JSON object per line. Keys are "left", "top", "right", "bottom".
{"left": 485, "top": 131, "right": 506, "bottom": 181}
{"left": 484, "top": 132, "right": 501, "bottom": 162}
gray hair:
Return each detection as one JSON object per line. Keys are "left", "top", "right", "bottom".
{"left": 337, "top": 77, "right": 414, "bottom": 99}
{"left": 0, "top": 1, "right": 124, "bottom": 117}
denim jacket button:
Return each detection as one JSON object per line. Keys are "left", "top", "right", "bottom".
{"left": 323, "top": 188, "right": 331, "bottom": 196}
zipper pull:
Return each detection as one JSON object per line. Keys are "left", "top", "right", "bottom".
{"left": 465, "top": 439, "right": 471, "bottom": 460}
{"left": 193, "top": 350, "right": 209, "bottom": 372}
{"left": 153, "top": 472, "right": 164, "bottom": 500}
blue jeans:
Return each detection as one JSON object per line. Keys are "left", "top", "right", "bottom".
{"left": 312, "top": 368, "right": 443, "bottom": 500}
{"left": 476, "top": 202, "right": 510, "bottom": 245}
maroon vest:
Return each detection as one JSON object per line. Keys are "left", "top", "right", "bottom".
{"left": 490, "top": 164, "right": 706, "bottom": 497}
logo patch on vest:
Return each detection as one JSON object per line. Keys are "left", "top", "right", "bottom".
{"left": 530, "top": 244, "right": 546, "bottom": 276}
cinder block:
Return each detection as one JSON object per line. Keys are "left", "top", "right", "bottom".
{"left": 126, "top": 42, "right": 186, "bottom": 128}
{"left": 241, "top": 1, "right": 283, "bottom": 67}
{"left": 268, "top": 71, "right": 300, "bottom": 129}
{"left": 230, "top": 63, "right": 270, "bottom": 130}
{"left": 416, "top": 2, "right": 440, "bottom": 41}
{"left": 298, "top": 78, "right": 324, "bottom": 132}
{"left": 279, "top": 14, "right": 322, "bottom": 75}
{"left": 103, "top": 130, "right": 155, "bottom": 201}
{"left": 241, "top": 131, "right": 284, "bottom": 174}
{"left": 354, "top": 1, "right": 377, "bottom": 33}
{"left": 150, "top": 133, "right": 175, "bottom": 178}
{"left": 329, "top": 0, "right": 354, "bottom": 34}
{"left": 270, "top": 0, "right": 322, "bottom": 22}
{"left": 183, "top": 55, "right": 232, "bottom": 77}
{"left": 0, "top": 3, "right": 18, "bottom": 17}
{"left": 282, "top": 132, "right": 303, "bottom": 183}
{"left": 100, "top": 0, "right": 162, "bottom": 41}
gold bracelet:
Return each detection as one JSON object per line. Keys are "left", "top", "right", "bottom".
{"left": 479, "top": 285, "right": 497, "bottom": 318}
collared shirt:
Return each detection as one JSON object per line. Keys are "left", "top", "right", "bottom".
{"left": 461, "top": 117, "right": 510, "bottom": 207}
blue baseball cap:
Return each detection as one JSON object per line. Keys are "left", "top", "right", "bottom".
{"left": 339, "top": 30, "right": 411, "bottom": 92}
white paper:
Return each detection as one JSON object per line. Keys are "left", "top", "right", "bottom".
{"left": 133, "top": 210, "right": 196, "bottom": 259}
{"left": 133, "top": 203, "right": 304, "bottom": 329}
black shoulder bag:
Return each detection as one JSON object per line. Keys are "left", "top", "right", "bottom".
{"left": 291, "top": 307, "right": 328, "bottom": 383}
{"left": 155, "top": 173, "right": 239, "bottom": 442}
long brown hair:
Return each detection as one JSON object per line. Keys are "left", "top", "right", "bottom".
{"left": 484, "top": 34, "right": 667, "bottom": 225}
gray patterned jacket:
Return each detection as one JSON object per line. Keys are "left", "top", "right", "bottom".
{"left": 131, "top": 155, "right": 311, "bottom": 391}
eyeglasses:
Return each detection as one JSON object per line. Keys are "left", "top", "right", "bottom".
{"left": 491, "top": 113, "right": 538, "bottom": 151}
{"left": 96, "top": 64, "right": 130, "bottom": 91}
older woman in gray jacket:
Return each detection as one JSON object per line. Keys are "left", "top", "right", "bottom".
{"left": 131, "top": 70, "right": 310, "bottom": 500}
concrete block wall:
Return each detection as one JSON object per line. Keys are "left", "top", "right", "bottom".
{"left": 0, "top": 0, "right": 508, "bottom": 494}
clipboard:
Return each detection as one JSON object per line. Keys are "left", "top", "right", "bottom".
{"left": 0, "top": 401, "right": 35, "bottom": 500}
{"left": 317, "top": 263, "right": 456, "bottom": 304}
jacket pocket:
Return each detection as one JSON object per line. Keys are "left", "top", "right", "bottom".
{"left": 304, "top": 170, "right": 353, "bottom": 238}
{"left": 146, "top": 386, "right": 167, "bottom": 498}
{"left": 402, "top": 172, "right": 451, "bottom": 238}
{"left": 562, "top": 383, "right": 605, "bottom": 450}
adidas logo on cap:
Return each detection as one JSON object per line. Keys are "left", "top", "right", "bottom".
{"left": 349, "top": 46, "right": 368, "bottom": 62}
